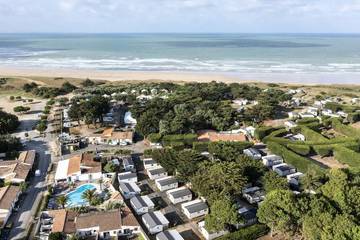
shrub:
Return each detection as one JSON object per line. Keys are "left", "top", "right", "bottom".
{"left": 347, "top": 112, "right": 360, "bottom": 123}
{"left": 208, "top": 141, "right": 253, "bottom": 161}
{"left": 299, "top": 126, "right": 328, "bottom": 142}
{"left": 267, "top": 142, "right": 324, "bottom": 174}
{"left": 313, "top": 145, "right": 332, "bottom": 157}
{"left": 143, "top": 149, "right": 153, "bottom": 157}
{"left": 297, "top": 118, "right": 319, "bottom": 125}
{"left": 333, "top": 146, "right": 360, "bottom": 167}
{"left": 255, "top": 126, "right": 278, "bottom": 140}
{"left": 217, "top": 224, "right": 269, "bottom": 240}
{"left": 162, "top": 134, "right": 198, "bottom": 147}
{"left": 287, "top": 144, "right": 311, "bottom": 156}
{"left": 193, "top": 142, "right": 209, "bottom": 152}
{"left": 147, "top": 133, "right": 162, "bottom": 143}
{"left": 170, "top": 142, "right": 185, "bottom": 151}
{"left": 332, "top": 118, "right": 360, "bottom": 138}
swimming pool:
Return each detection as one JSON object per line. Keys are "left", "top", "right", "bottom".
{"left": 66, "top": 184, "right": 97, "bottom": 207}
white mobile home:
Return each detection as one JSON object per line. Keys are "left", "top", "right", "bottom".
{"left": 243, "top": 148, "right": 262, "bottom": 160}
{"left": 198, "top": 221, "right": 228, "bottom": 240}
{"left": 122, "top": 157, "right": 135, "bottom": 172}
{"left": 155, "top": 176, "right": 178, "bottom": 191}
{"left": 130, "top": 195, "right": 155, "bottom": 215}
{"left": 119, "top": 182, "right": 141, "bottom": 199}
{"left": 242, "top": 187, "right": 266, "bottom": 204}
{"left": 262, "top": 155, "right": 284, "bottom": 167}
{"left": 181, "top": 199, "right": 208, "bottom": 219}
{"left": 156, "top": 230, "right": 184, "bottom": 240}
{"left": 118, "top": 172, "right": 138, "bottom": 183}
{"left": 166, "top": 187, "right": 192, "bottom": 204}
{"left": 142, "top": 211, "right": 169, "bottom": 234}
{"left": 287, "top": 172, "right": 304, "bottom": 185}
{"left": 273, "top": 163, "right": 296, "bottom": 177}
{"left": 143, "top": 158, "right": 160, "bottom": 170}
{"left": 147, "top": 167, "right": 167, "bottom": 180}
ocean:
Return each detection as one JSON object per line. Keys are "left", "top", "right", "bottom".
{"left": 1, "top": 33, "right": 360, "bottom": 83}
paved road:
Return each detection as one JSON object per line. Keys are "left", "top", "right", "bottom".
{"left": 8, "top": 138, "right": 52, "bottom": 240}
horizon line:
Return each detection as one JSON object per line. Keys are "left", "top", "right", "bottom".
{"left": 1, "top": 32, "right": 360, "bottom": 35}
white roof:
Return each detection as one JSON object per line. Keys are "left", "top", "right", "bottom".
{"left": 55, "top": 159, "right": 69, "bottom": 180}
{"left": 124, "top": 111, "right": 137, "bottom": 125}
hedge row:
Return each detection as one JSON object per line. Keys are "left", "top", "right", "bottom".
{"left": 333, "top": 146, "right": 360, "bottom": 167}
{"left": 162, "top": 134, "right": 198, "bottom": 146}
{"left": 325, "top": 102, "right": 360, "bottom": 113}
{"left": 267, "top": 142, "right": 325, "bottom": 174}
{"left": 192, "top": 142, "right": 209, "bottom": 152}
{"left": 255, "top": 126, "right": 279, "bottom": 140}
{"left": 312, "top": 145, "right": 332, "bottom": 157}
{"left": 287, "top": 144, "right": 311, "bottom": 156}
{"left": 217, "top": 224, "right": 269, "bottom": 240}
{"left": 262, "top": 128, "right": 288, "bottom": 143}
{"left": 297, "top": 117, "right": 319, "bottom": 125}
{"left": 332, "top": 118, "right": 360, "bottom": 138}
{"left": 147, "top": 133, "right": 162, "bottom": 143}
{"left": 298, "top": 126, "right": 328, "bottom": 142}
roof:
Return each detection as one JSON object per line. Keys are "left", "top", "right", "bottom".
{"left": 48, "top": 209, "right": 78, "bottom": 234}
{"left": 182, "top": 200, "right": 208, "bottom": 214}
{"left": 130, "top": 196, "right": 154, "bottom": 209}
{"left": 144, "top": 159, "right": 157, "bottom": 165}
{"left": 156, "top": 176, "right": 178, "bottom": 186}
{"left": 17, "top": 150, "right": 36, "bottom": 165}
{"left": 119, "top": 182, "right": 141, "bottom": 193}
{"left": 13, "top": 163, "right": 32, "bottom": 180}
{"left": 142, "top": 211, "right": 169, "bottom": 228}
{"left": 67, "top": 155, "right": 81, "bottom": 175}
{"left": 167, "top": 187, "right": 192, "bottom": 199}
{"left": 123, "top": 158, "right": 134, "bottom": 166}
{"left": 0, "top": 185, "right": 20, "bottom": 210}
{"left": 102, "top": 128, "right": 134, "bottom": 140}
{"left": 148, "top": 167, "right": 166, "bottom": 175}
{"left": 157, "top": 230, "right": 184, "bottom": 240}
{"left": 197, "top": 130, "right": 247, "bottom": 142}
{"left": 76, "top": 210, "right": 125, "bottom": 232}
{"left": 118, "top": 172, "right": 137, "bottom": 180}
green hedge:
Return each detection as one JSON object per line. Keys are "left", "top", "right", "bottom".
{"left": 313, "top": 145, "right": 332, "bottom": 157}
{"left": 347, "top": 112, "right": 360, "bottom": 124}
{"left": 170, "top": 142, "right": 185, "bottom": 151}
{"left": 193, "top": 142, "right": 209, "bottom": 152}
{"left": 331, "top": 119, "right": 360, "bottom": 138}
{"left": 162, "top": 134, "right": 198, "bottom": 146}
{"left": 255, "top": 126, "right": 278, "bottom": 140}
{"left": 268, "top": 142, "right": 325, "bottom": 174}
{"left": 287, "top": 144, "right": 311, "bottom": 156}
{"left": 262, "top": 128, "right": 288, "bottom": 143}
{"left": 147, "top": 133, "right": 162, "bottom": 143}
{"left": 333, "top": 146, "right": 360, "bottom": 167}
{"left": 299, "top": 126, "right": 328, "bottom": 142}
{"left": 217, "top": 224, "right": 269, "bottom": 240}
{"left": 297, "top": 117, "right": 319, "bottom": 125}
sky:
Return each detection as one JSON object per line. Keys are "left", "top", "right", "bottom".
{"left": 0, "top": 0, "right": 360, "bottom": 33}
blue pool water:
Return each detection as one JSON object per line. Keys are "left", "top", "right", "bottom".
{"left": 66, "top": 184, "right": 96, "bottom": 207}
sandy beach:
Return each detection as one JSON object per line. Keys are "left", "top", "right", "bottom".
{"left": 1, "top": 66, "right": 360, "bottom": 85}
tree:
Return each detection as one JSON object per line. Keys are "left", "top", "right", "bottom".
{"left": 104, "top": 162, "right": 117, "bottom": 173}
{"left": 175, "top": 149, "right": 206, "bottom": 182}
{"left": 56, "top": 195, "right": 69, "bottom": 209}
{"left": 208, "top": 141, "right": 253, "bottom": 161}
{"left": 0, "top": 110, "right": 20, "bottom": 134}
{"left": 191, "top": 161, "right": 247, "bottom": 203}
{"left": 81, "top": 189, "right": 97, "bottom": 206}
{"left": 36, "top": 121, "right": 47, "bottom": 134}
{"left": 48, "top": 232, "right": 65, "bottom": 240}
{"left": 13, "top": 106, "right": 31, "bottom": 114}
{"left": 61, "top": 81, "right": 77, "bottom": 93}
{"left": 81, "top": 78, "right": 95, "bottom": 87}
{"left": 261, "top": 171, "right": 289, "bottom": 193}
{"left": 205, "top": 198, "right": 240, "bottom": 232}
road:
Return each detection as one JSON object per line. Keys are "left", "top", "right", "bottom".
{"left": 3, "top": 99, "right": 53, "bottom": 240}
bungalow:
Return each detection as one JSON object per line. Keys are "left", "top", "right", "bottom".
{"left": 243, "top": 148, "right": 262, "bottom": 160}
{"left": 166, "top": 187, "right": 192, "bottom": 204}
{"left": 55, "top": 153, "right": 102, "bottom": 184}
{"left": 273, "top": 163, "right": 296, "bottom": 177}
{"left": 287, "top": 172, "right": 305, "bottom": 186}
{"left": 242, "top": 187, "right": 265, "bottom": 204}
{"left": 198, "top": 221, "right": 228, "bottom": 240}
{"left": 0, "top": 185, "right": 21, "bottom": 228}
{"left": 41, "top": 209, "right": 140, "bottom": 239}
{"left": 0, "top": 160, "right": 32, "bottom": 183}
{"left": 119, "top": 182, "right": 141, "bottom": 200}
{"left": 143, "top": 158, "right": 160, "bottom": 170}
{"left": 130, "top": 195, "right": 155, "bottom": 215}
{"left": 262, "top": 155, "right": 284, "bottom": 167}
{"left": 181, "top": 199, "right": 209, "bottom": 219}
{"left": 155, "top": 176, "right": 178, "bottom": 191}
{"left": 197, "top": 130, "right": 247, "bottom": 142}
{"left": 147, "top": 167, "right": 167, "bottom": 180}
{"left": 156, "top": 230, "right": 184, "bottom": 240}
{"left": 142, "top": 211, "right": 169, "bottom": 235}
{"left": 118, "top": 172, "right": 138, "bottom": 183}
{"left": 88, "top": 128, "right": 134, "bottom": 145}
{"left": 122, "top": 157, "right": 135, "bottom": 172}
{"left": 284, "top": 120, "right": 297, "bottom": 130}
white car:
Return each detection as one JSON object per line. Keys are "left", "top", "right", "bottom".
{"left": 35, "top": 170, "right": 41, "bottom": 177}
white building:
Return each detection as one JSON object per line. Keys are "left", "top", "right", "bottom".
{"left": 118, "top": 172, "right": 138, "bottom": 183}
{"left": 122, "top": 157, "right": 135, "bottom": 172}
{"left": 147, "top": 167, "right": 167, "bottom": 180}
{"left": 242, "top": 187, "right": 266, "bottom": 204}
{"left": 119, "top": 182, "right": 141, "bottom": 200}
{"left": 0, "top": 185, "right": 21, "bottom": 228}
{"left": 155, "top": 176, "right": 178, "bottom": 191}
{"left": 181, "top": 199, "right": 209, "bottom": 219}
{"left": 166, "top": 187, "right": 192, "bottom": 204}
{"left": 142, "top": 211, "right": 169, "bottom": 235}
{"left": 198, "top": 221, "right": 228, "bottom": 240}
{"left": 284, "top": 120, "right": 298, "bottom": 129}
{"left": 130, "top": 195, "right": 155, "bottom": 215}
{"left": 143, "top": 158, "right": 160, "bottom": 170}
{"left": 262, "top": 155, "right": 284, "bottom": 167}
{"left": 156, "top": 230, "right": 184, "bottom": 240}
{"left": 273, "top": 163, "right": 296, "bottom": 177}
{"left": 243, "top": 148, "right": 262, "bottom": 160}
{"left": 287, "top": 172, "right": 305, "bottom": 186}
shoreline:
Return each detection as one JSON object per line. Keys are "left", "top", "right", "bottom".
{"left": 1, "top": 66, "right": 360, "bottom": 85}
